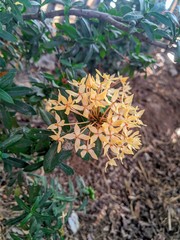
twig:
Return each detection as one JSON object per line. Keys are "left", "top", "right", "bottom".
{"left": 23, "top": 9, "right": 169, "bottom": 50}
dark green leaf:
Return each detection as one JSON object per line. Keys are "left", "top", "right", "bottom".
{"left": 0, "top": 88, "right": 14, "bottom": 103}
{"left": 7, "top": 86, "right": 32, "bottom": 97}
{"left": 56, "top": 194, "right": 75, "bottom": 202}
{"left": 6, "top": 0, "right": 23, "bottom": 22}
{"left": 141, "top": 22, "right": 154, "bottom": 40}
{"left": 40, "top": 108, "right": 54, "bottom": 125}
{"left": 20, "top": 212, "right": 32, "bottom": 226}
{"left": 5, "top": 99, "right": 36, "bottom": 115}
{"left": 0, "top": 106, "right": 12, "bottom": 129}
{"left": 60, "top": 59, "right": 72, "bottom": 67}
{"left": 44, "top": 142, "right": 72, "bottom": 173}
{"left": 17, "top": 0, "right": 32, "bottom": 8}
{"left": 0, "top": 12, "right": 13, "bottom": 24}
{"left": 24, "top": 160, "right": 43, "bottom": 172}
{"left": 0, "top": 134, "right": 23, "bottom": 149}
{"left": 5, "top": 213, "right": 27, "bottom": 225}
{"left": 15, "top": 196, "right": 30, "bottom": 212}
{"left": 154, "top": 29, "right": 172, "bottom": 41}
{"left": 9, "top": 233, "right": 23, "bottom": 240}
{"left": 149, "top": 12, "right": 175, "bottom": 37}
{"left": 0, "top": 69, "right": 16, "bottom": 89}
{"left": 43, "top": 142, "right": 57, "bottom": 173}
{"left": 56, "top": 23, "right": 80, "bottom": 39}
{"left": 79, "top": 18, "right": 92, "bottom": 37}
{"left": 166, "top": 12, "right": 179, "bottom": 26}
{"left": 123, "top": 11, "right": 144, "bottom": 21}
{"left": 2, "top": 157, "right": 29, "bottom": 168}
{"left": 0, "top": 57, "right": 6, "bottom": 68}
{"left": 94, "top": 138, "right": 102, "bottom": 158}
{"left": 0, "top": 30, "right": 17, "bottom": 42}
{"left": 59, "top": 162, "right": 74, "bottom": 175}
{"left": 119, "top": 5, "right": 132, "bottom": 16}
{"left": 149, "top": 2, "right": 165, "bottom": 13}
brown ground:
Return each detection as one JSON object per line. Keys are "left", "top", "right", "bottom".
{"left": 65, "top": 61, "right": 180, "bottom": 240}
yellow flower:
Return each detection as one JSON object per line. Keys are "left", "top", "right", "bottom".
{"left": 50, "top": 129, "right": 64, "bottom": 153}
{"left": 64, "top": 124, "right": 89, "bottom": 152}
{"left": 47, "top": 70, "right": 144, "bottom": 170}
{"left": 47, "top": 113, "right": 65, "bottom": 130}
{"left": 79, "top": 143, "right": 98, "bottom": 160}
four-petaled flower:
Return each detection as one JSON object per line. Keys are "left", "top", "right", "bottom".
{"left": 64, "top": 124, "right": 89, "bottom": 152}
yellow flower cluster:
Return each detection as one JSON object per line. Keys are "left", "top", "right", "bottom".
{"left": 47, "top": 70, "right": 144, "bottom": 170}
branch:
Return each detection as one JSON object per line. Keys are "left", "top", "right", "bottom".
{"left": 23, "top": 9, "right": 169, "bottom": 50}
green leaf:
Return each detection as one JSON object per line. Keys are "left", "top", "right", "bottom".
{"left": 78, "top": 18, "right": 92, "bottom": 37}
{"left": 0, "top": 106, "right": 12, "bottom": 129}
{"left": 84, "top": 44, "right": 94, "bottom": 63}
{"left": 5, "top": 99, "right": 36, "bottom": 115}
{"left": 7, "top": 86, "right": 32, "bottom": 97}
{"left": 26, "top": 128, "right": 51, "bottom": 140}
{"left": 0, "top": 88, "right": 14, "bottom": 103}
{"left": 0, "top": 12, "right": 13, "bottom": 24}
{"left": 43, "top": 142, "right": 57, "bottom": 173}
{"left": 56, "top": 194, "right": 75, "bottom": 202}
{"left": 0, "top": 134, "right": 23, "bottom": 149}
{"left": 9, "top": 233, "right": 23, "bottom": 240}
{"left": 141, "top": 22, "right": 154, "bottom": 40}
{"left": 149, "top": 2, "right": 165, "bottom": 13}
{"left": 24, "top": 160, "right": 43, "bottom": 172}
{"left": 5, "top": 213, "right": 27, "bottom": 226}
{"left": 30, "top": 1, "right": 40, "bottom": 6}
{"left": 2, "top": 157, "right": 29, "bottom": 168}
{"left": 20, "top": 212, "right": 32, "bottom": 226}
{"left": 57, "top": 110, "right": 70, "bottom": 132}
{"left": 56, "top": 23, "right": 80, "bottom": 40}
{"left": 15, "top": 196, "right": 30, "bottom": 212}
{"left": 0, "top": 57, "right": 6, "bottom": 68}
{"left": 119, "top": 5, "right": 132, "bottom": 16}
{"left": 94, "top": 138, "right": 102, "bottom": 158}
{"left": 149, "top": 12, "right": 175, "bottom": 37}
{"left": 60, "top": 59, "right": 72, "bottom": 67}
{"left": 59, "top": 162, "right": 74, "bottom": 175}
{"left": 6, "top": 0, "right": 23, "bottom": 22}
{"left": 0, "top": 69, "right": 16, "bottom": 89}
{"left": 39, "top": 191, "right": 52, "bottom": 207}
{"left": 0, "top": 30, "right": 17, "bottom": 42}
{"left": 154, "top": 29, "right": 172, "bottom": 41}
{"left": 39, "top": 108, "right": 54, "bottom": 125}
{"left": 166, "top": 12, "right": 179, "bottom": 26}
{"left": 17, "top": 0, "right": 32, "bottom": 8}
{"left": 44, "top": 143, "right": 72, "bottom": 173}
{"left": 123, "top": 11, "right": 144, "bottom": 21}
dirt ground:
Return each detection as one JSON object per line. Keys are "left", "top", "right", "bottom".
{"left": 65, "top": 59, "right": 180, "bottom": 240}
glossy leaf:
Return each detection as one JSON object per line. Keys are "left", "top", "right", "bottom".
{"left": 5, "top": 99, "right": 36, "bottom": 115}
{"left": 7, "top": 86, "right": 32, "bottom": 97}
{"left": 0, "top": 88, "right": 14, "bottom": 103}
{"left": 24, "top": 161, "right": 43, "bottom": 172}
{"left": 0, "top": 69, "right": 16, "bottom": 89}
{"left": 2, "top": 157, "right": 29, "bottom": 168}
{"left": 59, "top": 162, "right": 74, "bottom": 175}
{"left": 123, "top": 11, "right": 144, "bottom": 21}
{"left": 0, "top": 134, "right": 23, "bottom": 149}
